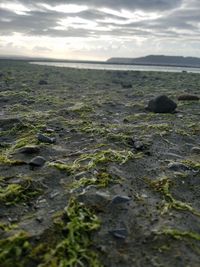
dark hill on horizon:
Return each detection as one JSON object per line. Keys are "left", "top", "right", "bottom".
{"left": 107, "top": 55, "right": 200, "bottom": 68}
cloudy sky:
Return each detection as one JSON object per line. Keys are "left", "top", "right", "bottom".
{"left": 0, "top": 0, "right": 200, "bottom": 60}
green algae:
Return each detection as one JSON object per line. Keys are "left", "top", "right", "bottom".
{"left": 12, "top": 135, "right": 37, "bottom": 150}
{"left": 71, "top": 171, "right": 121, "bottom": 190}
{"left": 0, "top": 222, "right": 18, "bottom": 232}
{"left": 0, "top": 199, "right": 102, "bottom": 267}
{"left": 80, "top": 121, "right": 110, "bottom": 136}
{"left": 40, "top": 198, "right": 102, "bottom": 267}
{"left": 182, "top": 160, "right": 200, "bottom": 171}
{"left": 0, "top": 154, "right": 25, "bottom": 166}
{"left": 0, "top": 177, "right": 43, "bottom": 205}
{"left": 0, "top": 232, "right": 31, "bottom": 267}
{"left": 49, "top": 149, "right": 138, "bottom": 175}
{"left": 150, "top": 176, "right": 200, "bottom": 216}
{"left": 160, "top": 228, "right": 200, "bottom": 241}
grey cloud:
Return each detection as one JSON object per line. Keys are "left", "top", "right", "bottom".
{"left": 0, "top": 0, "right": 200, "bottom": 40}
{"left": 16, "top": 0, "right": 183, "bottom": 11}
{"left": 32, "top": 46, "right": 52, "bottom": 52}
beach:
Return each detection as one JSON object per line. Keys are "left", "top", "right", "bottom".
{"left": 0, "top": 59, "right": 200, "bottom": 267}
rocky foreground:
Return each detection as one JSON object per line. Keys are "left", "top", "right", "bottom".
{"left": 0, "top": 60, "right": 200, "bottom": 267}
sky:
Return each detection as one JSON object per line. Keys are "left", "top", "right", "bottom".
{"left": 0, "top": 0, "right": 200, "bottom": 60}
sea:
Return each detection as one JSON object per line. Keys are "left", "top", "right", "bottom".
{"left": 30, "top": 61, "right": 200, "bottom": 74}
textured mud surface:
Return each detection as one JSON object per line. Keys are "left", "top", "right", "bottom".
{"left": 0, "top": 60, "right": 200, "bottom": 267}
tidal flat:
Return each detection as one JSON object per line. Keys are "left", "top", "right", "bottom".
{"left": 0, "top": 59, "right": 200, "bottom": 267}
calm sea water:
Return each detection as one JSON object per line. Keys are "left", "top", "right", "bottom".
{"left": 30, "top": 61, "right": 200, "bottom": 74}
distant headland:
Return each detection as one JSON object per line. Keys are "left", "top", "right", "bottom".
{"left": 107, "top": 55, "right": 200, "bottom": 68}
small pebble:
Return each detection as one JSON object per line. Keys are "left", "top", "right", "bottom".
{"left": 50, "top": 191, "right": 60, "bottom": 199}
{"left": 37, "top": 133, "right": 56, "bottom": 144}
{"left": 36, "top": 216, "right": 43, "bottom": 223}
{"left": 168, "top": 162, "right": 189, "bottom": 171}
{"left": 109, "top": 228, "right": 128, "bottom": 239}
{"left": 29, "top": 156, "right": 46, "bottom": 167}
{"left": 134, "top": 141, "right": 144, "bottom": 150}
{"left": 77, "top": 190, "right": 110, "bottom": 209}
{"left": 111, "top": 195, "right": 131, "bottom": 205}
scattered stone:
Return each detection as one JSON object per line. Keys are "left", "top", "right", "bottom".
{"left": 29, "top": 156, "right": 46, "bottom": 167}
{"left": 141, "top": 193, "right": 148, "bottom": 199}
{"left": 191, "top": 147, "right": 200, "bottom": 154}
{"left": 37, "top": 133, "right": 56, "bottom": 144}
{"left": 121, "top": 82, "right": 132, "bottom": 88}
{"left": 8, "top": 217, "right": 18, "bottom": 223}
{"left": 36, "top": 216, "right": 43, "bottom": 223}
{"left": 45, "top": 128, "right": 55, "bottom": 133}
{"left": 77, "top": 190, "right": 111, "bottom": 209}
{"left": 35, "top": 198, "right": 49, "bottom": 209}
{"left": 134, "top": 141, "right": 145, "bottom": 150}
{"left": 17, "top": 145, "right": 40, "bottom": 154}
{"left": 146, "top": 95, "right": 177, "bottom": 113}
{"left": 50, "top": 190, "right": 60, "bottom": 199}
{"left": 168, "top": 162, "right": 190, "bottom": 171}
{"left": 109, "top": 228, "right": 128, "bottom": 239}
{"left": 111, "top": 195, "right": 131, "bottom": 205}
{"left": 177, "top": 114, "right": 183, "bottom": 118}
{"left": 38, "top": 79, "right": 48, "bottom": 85}
{"left": 178, "top": 94, "right": 199, "bottom": 101}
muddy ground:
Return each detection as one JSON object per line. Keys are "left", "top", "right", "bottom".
{"left": 0, "top": 59, "right": 200, "bottom": 267}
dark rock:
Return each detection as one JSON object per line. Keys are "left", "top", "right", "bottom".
{"left": 191, "top": 147, "right": 200, "bottom": 154}
{"left": 29, "top": 156, "right": 46, "bottom": 167}
{"left": 77, "top": 190, "right": 110, "bottom": 209}
{"left": 36, "top": 216, "right": 43, "bottom": 223}
{"left": 50, "top": 190, "right": 60, "bottom": 199}
{"left": 38, "top": 80, "right": 48, "bottom": 85}
{"left": 111, "top": 195, "right": 131, "bottom": 205}
{"left": 37, "top": 133, "right": 56, "bottom": 144}
{"left": 168, "top": 162, "right": 189, "bottom": 171}
{"left": 17, "top": 146, "right": 40, "bottom": 154}
{"left": 121, "top": 82, "right": 132, "bottom": 88}
{"left": 134, "top": 141, "right": 145, "bottom": 150}
{"left": 146, "top": 95, "right": 177, "bottom": 113}
{"left": 109, "top": 228, "right": 128, "bottom": 239}
{"left": 178, "top": 94, "right": 199, "bottom": 101}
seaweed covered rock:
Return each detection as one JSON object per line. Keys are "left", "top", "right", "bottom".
{"left": 146, "top": 95, "right": 177, "bottom": 113}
